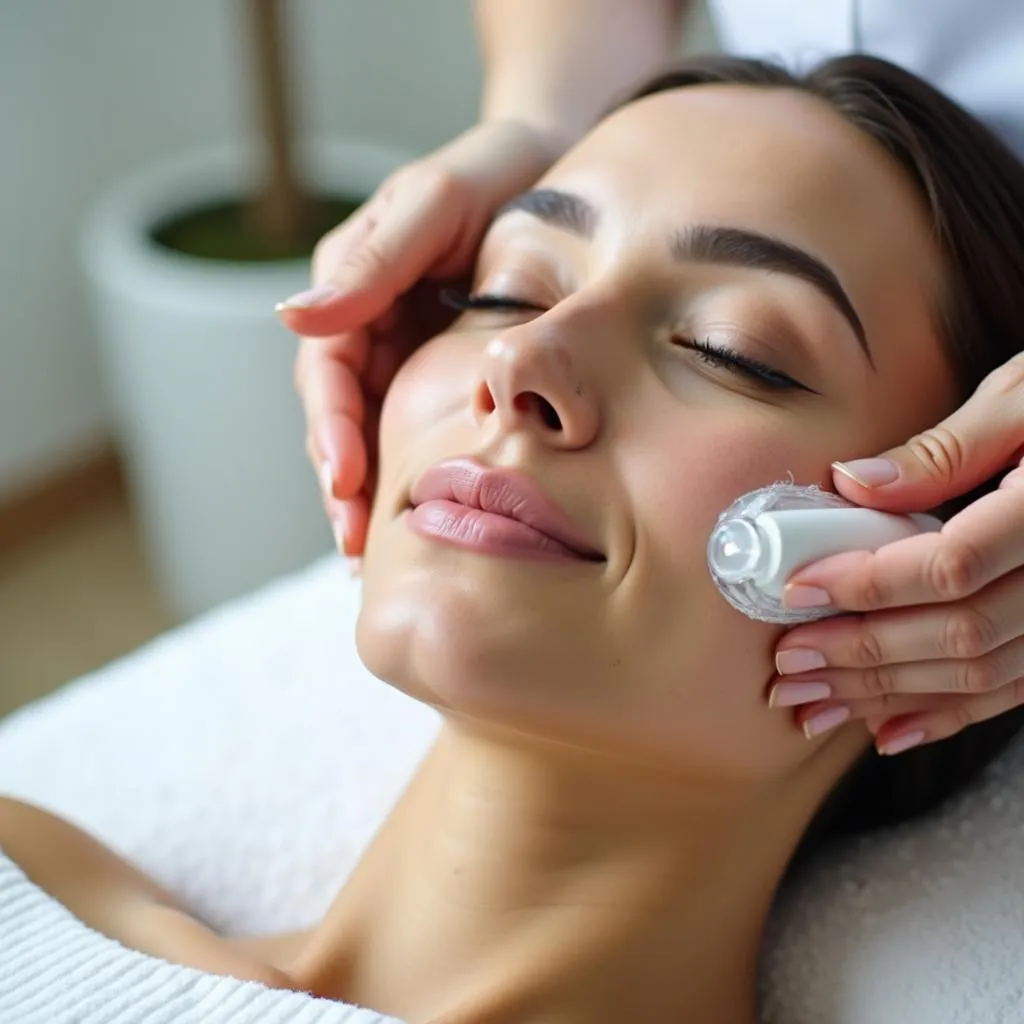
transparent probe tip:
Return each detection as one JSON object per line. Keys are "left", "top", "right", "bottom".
{"left": 707, "top": 516, "right": 763, "bottom": 582}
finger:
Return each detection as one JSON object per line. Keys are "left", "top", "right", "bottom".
{"left": 869, "top": 675, "right": 1024, "bottom": 753}
{"left": 277, "top": 168, "right": 474, "bottom": 337}
{"left": 276, "top": 201, "right": 381, "bottom": 334}
{"left": 297, "top": 329, "right": 370, "bottom": 498}
{"left": 784, "top": 476, "right": 1024, "bottom": 611}
{"left": 338, "top": 492, "right": 371, "bottom": 558}
{"left": 776, "top": 563, "right": 1024, "bottom": 671}
{"left": 307, "top": 413, "right": 367, "bottom": 503}
{"left": 790, "top": 693, "right": 959, "bottom": 740}
{"left": 829, "top": 351, "right": 1024, "bottom": 513}
{"left": 294, "top": 331, "right": 370, "bottom": 408}
{"left": 769, "top": 631, "right": 1024, "bottom": 710}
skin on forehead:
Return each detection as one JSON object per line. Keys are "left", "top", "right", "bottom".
{"left": 512, "top": 82, "right": 951, "bottom": 401}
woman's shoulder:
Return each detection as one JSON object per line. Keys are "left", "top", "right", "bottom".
{"left": 0, "top": 795, "right": 301, "bottom": 990}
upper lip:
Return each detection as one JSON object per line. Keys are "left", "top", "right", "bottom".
{"left": 409, "top": 457, "right": 605, "bottom": 561}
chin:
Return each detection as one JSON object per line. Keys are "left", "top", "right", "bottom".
{"left": 353, "top": 539, "right": 620, "bottom": 748}
{"left": 356, "top": 560, "right": 541, "bottom": 711}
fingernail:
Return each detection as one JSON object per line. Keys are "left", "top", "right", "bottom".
{"left": 275, "top": 284, "right": 341, "bottom": 312}
{"left": 769, "top": 681, "right": 833, "bottom": 708}
{"left": 877, "top": 729, "right": 926, "bottom": 756}
{"left": 335, "top": 505, "right": 357, "bottom": 557}
{"left": 783, "top": 585, "right": 832, "bottom": 609}
{"left": 775, "top": 648, "right": 827, "bottom": 675}
{"left": 320, "top": 460, "right": 338, "bottom": 501}
{"left": 802, "top": 705, "right": 850, "bottom": 739}
{"left": 348, "top": 556, "right": 363, "bottom": 579}
{"left": 833, "top": 458, "right": 899, "bottom": 488}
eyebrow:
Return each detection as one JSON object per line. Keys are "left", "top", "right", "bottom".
{"left": 493, "top": 188, "right": 872, "bottom": 366}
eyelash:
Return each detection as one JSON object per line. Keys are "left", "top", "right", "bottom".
{"left": 441, "top": 290, "right": 808, "bottom": 392}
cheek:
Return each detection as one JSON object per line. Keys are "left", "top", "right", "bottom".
{"left": 608, "top": 405, "right": 846, "bottom": 780}
{"left": 377, "top": 338, "right": 474, "bottom": 474}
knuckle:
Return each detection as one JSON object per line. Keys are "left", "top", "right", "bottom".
{"left": 926, "top": 539, "right": 985, "bottom": 602}
{"left": 956, "top": 655, "right": 1002, "bottom": 694}
{"left": 861, "top": 664, "right": 898, "bottom": 698}
{"left": 904, "top": 427, "right": 968, "bottom": 484}
{"left": 337, "top": 236, "right": 389, "bottom": 280}
{"left": 940, "top": 607, "right": 999, "bottom": 659}
{"left": 855, "top": 571, "right": 891, "bottom": 611}
{"left": 418, "top": 163, "right": 468, "bottom": 205}
{"left": 849, "top": 629, "right": 886, "bottom": 667}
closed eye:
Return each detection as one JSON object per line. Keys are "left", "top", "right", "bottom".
{"left": 441, "top": 289, "right": 544, "bottom": 313}
{"left": 673, "top": 335, "right": 813, "bottom": 393}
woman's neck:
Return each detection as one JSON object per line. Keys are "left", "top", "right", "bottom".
{"left": 291, "top": 715, "right": 862, "bottom": 1024}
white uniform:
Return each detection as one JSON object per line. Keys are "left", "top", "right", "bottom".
{"left": 708, "top": 0, "right": 1024, "bottom": 159}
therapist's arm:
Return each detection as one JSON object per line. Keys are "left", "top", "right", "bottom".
{"left": 478, "top": 0, "right": 691, "bottom": 151}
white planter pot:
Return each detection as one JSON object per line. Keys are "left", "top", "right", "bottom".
{"left": 82, "top": 139, "right": 409, "bottom": 620}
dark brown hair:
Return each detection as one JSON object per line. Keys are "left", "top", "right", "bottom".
{"left": 619, "top": 55, "right": 1024, "bottom": 860}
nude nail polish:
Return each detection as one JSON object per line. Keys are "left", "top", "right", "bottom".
{"left": 775, "top": 648, "right": 828, "bottom": 674}
{"left": 275, "top": 284, "right": 341, "bottom": 311}
{"left": 321, "top": 461, "right": 338, "bottom": 501}
{"left": 878, "top": 730, "right": 926, "bottom": 755}
{"left": 802, "top": 705, "right": 850, "bottom": 739}
{"left": 769, "top": 681, "right": 833, "bottom": 708}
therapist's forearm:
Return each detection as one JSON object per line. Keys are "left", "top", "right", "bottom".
{"left": 477, "top": 0, "right": 689, "bottom": 156}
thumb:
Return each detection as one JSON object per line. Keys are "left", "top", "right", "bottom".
{"left": 832, "top": 371, "right": 1024, "bottom": 513}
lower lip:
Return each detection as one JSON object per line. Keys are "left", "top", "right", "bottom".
{"left": 407, "top": 500, "right": 595, "bottom": 564}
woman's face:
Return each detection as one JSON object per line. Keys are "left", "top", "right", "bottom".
{"left": 356, "top": 84, "right": 956, "bottom": 784}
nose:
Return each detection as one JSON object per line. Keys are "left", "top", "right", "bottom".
{"left": 472, "top": 321, "right": 601, "bottom": 449}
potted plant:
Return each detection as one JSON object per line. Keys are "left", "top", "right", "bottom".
{"left": 82, "top": 0, "right": 409, "bottom": 620}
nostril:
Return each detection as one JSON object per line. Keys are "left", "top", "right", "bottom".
{"left": 476, "top": 383, "right": 496, "bottom": 415}
{"left": 537, "top": 397, "right": 562, "bottom": 431}
{"left": 514, "top": 392, "right": 562, "bottom": 431}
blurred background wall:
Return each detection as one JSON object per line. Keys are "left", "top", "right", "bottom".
{"left": 0, "top": 1, "right": 716, "bottom": 718}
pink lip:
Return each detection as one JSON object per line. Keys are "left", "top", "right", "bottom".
{"left": 407, "top": 458, "right": 604, "bottom": 564}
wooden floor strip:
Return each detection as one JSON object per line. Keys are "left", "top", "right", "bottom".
{"left": 0, "top": 446, "right": 125, "bottom": 562}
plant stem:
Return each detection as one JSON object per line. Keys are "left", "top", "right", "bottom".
{"left": 245, "top": 0, "right": 311, "bottom": 246}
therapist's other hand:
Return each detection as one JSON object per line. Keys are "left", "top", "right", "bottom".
{"left": 768, "top": 353, "right": 1024, "bottom": 755}
{"left": 277, "top": 120, "right": 563, "bottom": 556}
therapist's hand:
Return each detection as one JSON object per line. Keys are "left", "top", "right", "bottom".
{"left": 768, "top": 353, "right": 1024, "bottom": 755}
{"left": 277, "top": 120, "right": 564, "bottom": 556}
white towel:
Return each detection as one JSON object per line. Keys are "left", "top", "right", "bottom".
{"left": 0, "top": 848, "right": 404, "bottom": 1023}
{"left": 0, "top": 556, "right": 1022, "bottom": 1023}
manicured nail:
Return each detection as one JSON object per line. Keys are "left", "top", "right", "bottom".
{"left": 832, "top": 458, "right": 899, "bottom": 488}
{"left": 877, "top": 729, "right": 926, "bottom": 756}
{"left": 320, "top": 460, "right": 338, "bottom": 501}
{"left": 332, "top": 519, "right": 345, "bottom": 553}
{"left": 769, "top": 681, "right": 833, "bottom": 708}
{"left": 783, "top": 585, "right": 832, "bottom": 609}
{"left": 275, "top": 284, "right": 341, "bottom": 312}
{"left": 335, "top": 505, "right": 358, "bottom": 557}
{"left": 348, "top": 556, "right": 363, "bottom": 579}
{"left": 802, "top": 705, "right": 850, "bottom": 739}
{"left": 775, "top": 648, "right": 827, "bottom": 675}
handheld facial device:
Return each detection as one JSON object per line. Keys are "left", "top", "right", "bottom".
{"left": 707, "top": 482, "right": 943, "bottom": 624}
